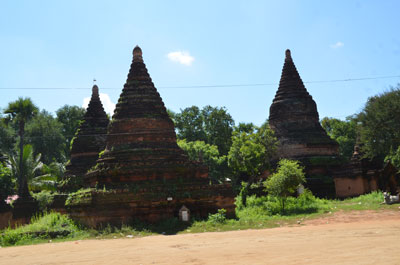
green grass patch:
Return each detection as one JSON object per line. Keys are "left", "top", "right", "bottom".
{"left": 0, "top": 212, "right": 86, "bottom": 247}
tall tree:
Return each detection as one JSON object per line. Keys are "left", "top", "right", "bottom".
{"left": 174, "top": 105, "right": 235, "bottom": 155}
{"left": 228, "top": 122, "right": 277, "bottom": 186}
{"left": 201, "top": 105, "right": 234, "bottom": 155}
{"left": 4, "top": 98, "right": 38, "bottom": 197}
{"left": 56, "top": 105, "right": 85, "bottom": 157}
{"left": 357, "top": 87, "right": 400, "bottom": 162}
{"left": 321, "top": 116, "right": 357, "bottom": 161}
{"left": 26, "top": 110, "right": 66, "bottom": 164}
{"left": 174, "top": 106, "right": 207, "bottom": 142}
{"left": 0, "top": 118, "right": 16, "bottom": 161}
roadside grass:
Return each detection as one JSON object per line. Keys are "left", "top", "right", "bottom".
{"left": 1, "top": 191, "right": 398, "bottom": 247}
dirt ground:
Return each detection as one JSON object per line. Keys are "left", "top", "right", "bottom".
{"left": 1, "top": 210, "right": 399, "bottom": 265}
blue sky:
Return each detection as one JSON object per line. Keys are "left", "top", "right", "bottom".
{"left": 1, "top": 0, "right": 399, "bottom": 125}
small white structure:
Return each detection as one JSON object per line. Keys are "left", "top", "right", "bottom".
{"left": 179, "top": 205, "right": 190, "bottom": 222}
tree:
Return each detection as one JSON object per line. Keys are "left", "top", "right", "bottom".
{"left": 29, "top": 161, "right": 64, "bottom": 192}
{"left": 228, "top": 131, "right": 266, "bottom": 184}
{"left": 174, "top": 106, "right": 207, "bottom": 142}
{"left": 8, "top": 144, "right": 43, "bottom": 196}
{"left": 174, "top": 105, "right": 235, "bottom": 155}
{"left": 26, "top": 110, "right": 66, "bottom": 164}
{"left": 264, "top": 159, "right": 306, "bottom": 212}
{"left": 321, "top": 116, "right": 357, "bottom": 161}
{"left": 357, "top": 87, "right": 400, "bottom": 162}
{"left": 201, "top": 105, "right": 234, "bottom": 155}
{"left": 228, "top": 122, "right": 277, "bottom": 186}
{"left": 4, "top": 97, "right": 38, "bottom": 197}
{"left": 56, "top": 105, "right": 85, "bottom": 157}
{"left": 178, "top": 139, "right": 230, "bottom": 183}
{"left": 0, "top": 118, "right": 16, "bottom": 161}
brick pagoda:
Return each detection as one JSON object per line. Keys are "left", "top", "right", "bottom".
{"left": 269, "top": 49, "right": 340, "bottom": 197}
{"left": 62, "top": 85, "right": 109, "bottom": 191}
{"left": 67, "top": 46, "right": 234, "bottom": 226}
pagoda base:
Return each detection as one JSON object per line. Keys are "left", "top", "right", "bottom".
{"left": 65, "top": 183, "right": 235, "bottom": 228}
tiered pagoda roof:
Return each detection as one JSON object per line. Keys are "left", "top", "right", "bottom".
{"left": 269, "top": 49, "right": 339, "bottom": 159}
{"left": 63, "top": 85, "right": 109, "bottom": 188}
{"left": 86, "top": 46, "right": 207, "bottom": 187}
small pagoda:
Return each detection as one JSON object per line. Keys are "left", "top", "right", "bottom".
{"left": 62, "top": 85, "right": 109, "bottom": 191}
{"left": 269, "top": 49, "right": 340, "bottom": 197}
{"left": 67, "top": 46, "right": 234, "bottom": 226}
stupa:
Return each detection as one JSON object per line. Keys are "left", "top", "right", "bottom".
{"left": 62, "top": 85, "right": 109, "bottom": 191}
{"left": 269, "top": 49, "right": 340, "bottom": 197}
{"left": 67, "top": 46, "right": 234, "bottom": 226}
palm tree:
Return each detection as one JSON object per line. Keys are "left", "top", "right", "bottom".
{"left": 4, "top": 98, "right": 38, "bottom": 198}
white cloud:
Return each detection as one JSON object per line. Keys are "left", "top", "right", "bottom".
{"left": 167, "top": 51, "right": 195, "bottom": 66}
{"left": 330, "top": 41, "right": 344, "bottom": 49}
{"left": 82, "top": 93, "right": 115, "bottom": 115}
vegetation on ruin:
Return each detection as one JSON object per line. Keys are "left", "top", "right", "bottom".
{"left": 1, "top": 191, "right": 396, "bottom": 247}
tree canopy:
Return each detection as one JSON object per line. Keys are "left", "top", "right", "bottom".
{"left": 174, "top": 105, "right": 234, "bottom": 155}
{"left": 264, "top": 159, "right": 306, "bottom": 212}
{"left": 26, "top": 110, "right": 66, "bottom": 164}
{"left": 321, "top": 116, "right": 357, "bottom": 161}
{"left": 357, "top": 87, "right": 400, "bottom": 162}
{"left": 56, "top": 105, "right": 85, "bottom": 157}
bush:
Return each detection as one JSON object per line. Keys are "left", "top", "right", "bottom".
{"left": 235, "top": 190, "right": 329, "bottom": 220}
{"left": 0, "top": 163, "right": 14, "bottom": 201}
{"left": 0, "top": 212, "right": 81, "bottom": 246}
{"left": 207, "top": 209, "right": 227, "bottom": 224}
{"left": 264, "top": 159, "right": 306, "bottom": 212}
{"left": 32, "top": 191, "right": 55, "bottom": 212}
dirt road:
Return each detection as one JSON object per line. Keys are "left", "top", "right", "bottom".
{"left": 1, "top": 210, "right": 399, "bottom": 265}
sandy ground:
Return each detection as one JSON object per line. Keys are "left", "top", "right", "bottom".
{"left": 1, "top": 210, "right": 400, "bottom": 265}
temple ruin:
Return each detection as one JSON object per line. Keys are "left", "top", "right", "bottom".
{"left": 269, "top": 49, "right": 340, "bottom": 197}
{"left": 62, "top": 85, "right": 109, "bottom": 191}
{"left": 66, "top": 46, "right": 234, "bottom": 226}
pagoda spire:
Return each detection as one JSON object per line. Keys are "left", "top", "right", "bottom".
{"left": 62, "top": 84, "right": 109, "bottom": 191}
{"left": 87, "top": 45, "right": 207, "bottom": 186}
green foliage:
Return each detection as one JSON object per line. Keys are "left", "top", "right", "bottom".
{"left": 0, "top": 163, "right": 14, "bottom": 201}
{"left": 0, "top": 119, "right": 15, "bottom": 159}
{"left": 174, "top": 105, "right": 234, "bottom": 155}
{"left": 228, "top": 131, "right": 266, "bottom": 181}
{"left": 56, "top": 105, "right": 85, "bottom": 157}
{"left": 65, "top": 188, "right": 93, "bottom": 206}
{"left": 175, "top": 106, "right": 207, "bottom": 142}
{"left": 384, "top": 146, "right": 400, "bottom": 170}
{"left": 0, "top": 212, "right": 80, "bottom": 246}
{"left": 25, "top": 110, "right": 66, "bottom": 164}
{"left": 228, "top": 122, "right": 277, "bottom": 186}
{"left": 177, "top": 139, "right": 230, "bottom": 183}
{"left": 4, "top": 97, "right": 39, "bottom": 129}
{"left": 235, "top": 190, "right": 329, "bottom": 219}
{"left": 207, "top": 209, "right": 227, "bottom": 224}
{"left": 321, "top": 116, "right": 357, "bottom": 160}
{"left": 32, "top": 191, "right": 55, "bottom": 212}
{"left": 264, "top": 159, "right": 306, "bottom": 212}
{"left": 357, "top": 87, "right": 400, "bottom": 162}
{"left": 8, "top": 144, "right": 43, "bottom": 191}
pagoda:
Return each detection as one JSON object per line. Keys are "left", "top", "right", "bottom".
{"left": 62, "top": 85, "right": 109, "bottom": 191}
{"left": 67, "top": 46, "right": 234, "bottom": 226}
{"left": 269, "top": 49, "right": 340, "bottom": 197}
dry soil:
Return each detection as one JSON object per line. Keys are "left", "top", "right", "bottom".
{"left": 1, "top": 210, "right": 399, "bottom": 265}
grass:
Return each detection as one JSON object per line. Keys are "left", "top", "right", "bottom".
{"left": 1, "top": 191, "right": 398, "bottom": 247}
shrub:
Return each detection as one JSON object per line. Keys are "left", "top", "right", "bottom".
{"left": 264, "top": 159, "right": 306, "bottom": 212}
{"left": 32, "top": 191, "right": 55, "bottom": 212}
{"left": 207, "top": 209, "right": 227, "bottom": 224}
{"left": 0, "top": 212, "right": 81, "bottom": 246}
